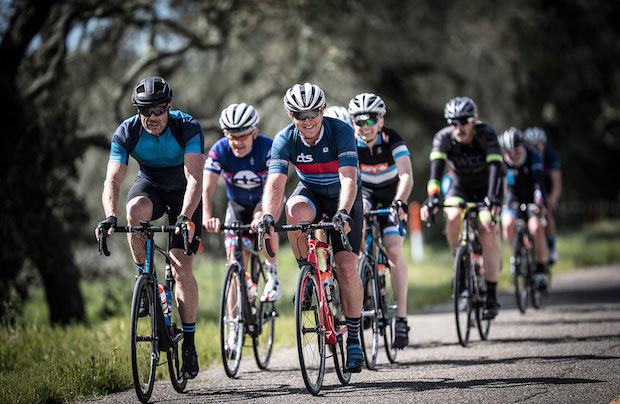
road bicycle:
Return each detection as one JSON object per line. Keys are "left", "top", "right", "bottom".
{"left": 260, "top": 219, "right": 351, "bottom": 395}
{"left": 427, "top": 201, "right": 491, "bottom": 347}
{"left": 97, "top": 220, "right": 190, "bottom": 403}
{"left": 510, "top": 202, "right": 545, "bottom": 313}
{"left": 358, "top": 207, "right": 402, "bottom": 369}
{"left": 218, "top": 222, "right": 277, "bottom": 378}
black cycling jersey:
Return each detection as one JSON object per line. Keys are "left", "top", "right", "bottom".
{"left": 357, "top": 127, "right": 411, "bottom": 190}
{"left": 504, "top": 146, "right": 545, "bottom": 205}
{"left": 428, "top": 122, "right": 503, "bottom": 201}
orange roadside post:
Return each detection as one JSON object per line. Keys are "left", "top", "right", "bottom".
{"left": 409, "top": 201, "right": 424, "bottom": 261}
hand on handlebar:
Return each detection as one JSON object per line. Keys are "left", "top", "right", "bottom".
{"left": 257, "top": 214, "right": 275, "bottom": 238}
{"left": 332, "top": 209, "right": 352, "bottom": 234}
{"left": 175, "top": 215, "right": 196, "bottom": 242}
{"left": 391, "top": 199, "right": 408, "bottom": 222}
{"left": 420, "top": 195, "right": 440, "bottom": 222}
{"left": 95, "top": 215, "right": 117, "bottom": 240}
{"left": 203, "top": 216, "right": 221, "bottom": 233}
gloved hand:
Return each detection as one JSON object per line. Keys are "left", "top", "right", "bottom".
{"left": 332, "top": 209, "right": 353, "bottom": 233}
{"left": 257, "top": 214, "right": 276, "bottom": 236}
{"left": 175, "top": 215, "right": 196, "bottom": 241}
{"left": 96, "top": 215, "right": 117, "bottom": 238}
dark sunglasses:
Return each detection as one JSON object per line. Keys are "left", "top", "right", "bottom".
{"left": 447, "top": 116, "right": 474, "bottom": 126}
{"left": 137, "top": 105, "right": 169, "bottom": 116}
{"left": 292, "top": 108, "right": 322, "bottom": 120}
{"left": 354, "top": 118, "right": 377, "bottom": 127}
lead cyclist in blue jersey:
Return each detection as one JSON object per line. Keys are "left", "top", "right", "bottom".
{"left": 258, "top": 83, "right": 365, "bottom": 372}
{"left": 95, "top": 76, "right": 204, "bottom": 379}
{"left": 203, "top": 103, "right": 284, "bottom": 303}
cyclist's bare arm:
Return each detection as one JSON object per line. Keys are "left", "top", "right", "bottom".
{"left": 549, "top": 170, "right": 562, "bottom": 208}
{"left": 98, "top": 161, "right": 127, "bottom": 237}
{"left": 394, "top": 154, "right": 414, "bottom": 219}
{"left": 261, "top": 173, "right": 287, "bottom": 236}
{"left": 337, "top": 165, "right": 358, "bottom": 233}
{"left": 202, "top": 170, "right": 221, "bottom": 232}
{"left": 179, "top": 152, "right": 205, "bottom": 240}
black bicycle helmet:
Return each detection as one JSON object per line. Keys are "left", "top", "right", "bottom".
{"left": 132, "top": 76, "right": 173, "bottom": 106}
{"left": 444, "top": 96, "right": 477, "bottom": 119}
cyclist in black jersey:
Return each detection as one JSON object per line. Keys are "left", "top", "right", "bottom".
{"left": 95, "top": 76, "right": 204, "bottom": 379}
{"left": 420, "top": 97, "right": 503, "bottom": 320}
{"left": 498, "top": 128, "right": 549, "bottom": 290}
{"left": 348, "top": 93, "right": 413, "bottom": 349}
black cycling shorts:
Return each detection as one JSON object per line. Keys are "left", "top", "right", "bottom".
{"left": 127, "top": 176, "right": 202, "bottom": 253}
{"left": 224, "top": 199, "right": 256, "bottom": 240}
{"left": 288, "top": 182, "right": 363, "bottom": 254}
{"left": 362, "top": 183, "right": 401, "bottom": 235}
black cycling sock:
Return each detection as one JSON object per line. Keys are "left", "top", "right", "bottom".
{"left": 486, "top": 281, "right": 497, "bottom": 301}
{"left": 182, "top": 322, "right": 195, "bottom": 349}
{"left": 536, "top": 262, "right": 547, "bottom": 274}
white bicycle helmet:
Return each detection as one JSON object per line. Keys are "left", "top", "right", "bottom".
{"left": 324, "top": 106, "right": 353, "bottom": 127}
{"left": 219, "top": 103, "right": 260, "bottom": 130}
{"left": 283, "top": 83, "right": 326, "bottom": 112}
{"left": 524, "top": 126, "right": 547, "bottom": 145}
{"left": 444, "top": 96, "right": 477, "bottom": 119}
{"left": 498, "top": 127, "right": 524, "bottom": 151}
{"left": 348, "top": 93, "right": 387, "bottom": 117}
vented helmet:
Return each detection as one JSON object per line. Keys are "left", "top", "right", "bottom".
{"left": 324, "top": 106, "right": 353, "bottom": 127}
{"left": 444, "top": 96, "right": 477, "bottom": 119}
{"left": 283, "top": 83, "right": 326, "bottom": 112}
{"left": 348, "top": 93, "right": 387, "bottom": 117}
{"left": 498, "top": 127, "right": 524, "bottom": 151}
{"left": 132, "top": 76, "right": 173, "bottom": 106}
{"left": 219, "top": 103, "right": 260, "bottom": 130}
{"left": 524, "top": 126, "right": 547, "bottom": 145}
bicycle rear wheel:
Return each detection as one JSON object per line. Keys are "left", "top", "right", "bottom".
{"left": 330, "top": 276, "right": 351, "bottom": 385}
{"left": 359, "top": 256, "right": 379, "bottom": 369}
{"left": 454, "top": 245, "right": 473, "bottom": 347}
{"left": 295, "top": 264, "right": 325, "bottom": 396}
{"left": 130, "top": 274, "right": 158, "bottom": 403}
{"left": 381, "top": 262, "right": 398, "bottom": 363}
{"left": 220, "top": 263, "right": 244, "bottom": 378}
{"left": 253, "top": 259, "right": 275, "bottom": 369}
{"left": 511, "top": 233, "right": 528, "bottom": 314}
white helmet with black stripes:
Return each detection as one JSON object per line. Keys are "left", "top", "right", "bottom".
{"left": 283, "top": 83, "right": 326, "bottom": 112}
{"left": 219, "top": 103, "right": 260, "bottom": 130}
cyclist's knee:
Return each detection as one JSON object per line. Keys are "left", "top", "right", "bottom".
{"left": 126, "top": 196, "right": 153, "bottom": 223}
{"left": 285, "top": 197, "right": 315, "bottom": 224}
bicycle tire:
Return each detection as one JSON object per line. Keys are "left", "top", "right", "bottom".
{"left": 528, "top": 235, "right": 543, "bottom": 309}
{"left": 475, "top": 270, "right": 491, "bottom": 340}
{"left": 166, "top": 281, "right": 187, "bottom": 393}
{"left": 295, "top": 264, "right": 325, "bottom": 396}
{"left": 253, "top": 259, "right": 275, "bottom": 369}
{"left": 130, "top": 274, "right": 158, "bottom": 403}
{"left": 330, "top": 274, "right": 351, "bottom": 385}
{"left": 359, "top": 255, "right": 379, "bottom": 370}
{"left": 220, "top": 263, "right": 244, "bottom": 378}
{"left": 512, "top": 231, "right": 528, "bottom": 314}
{"left": 381, "top": 261, "right": 398, "bottom": 363}
{"left": 454, "top": 245, "right": 473, "bottom": 347}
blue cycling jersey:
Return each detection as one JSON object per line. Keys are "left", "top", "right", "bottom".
{"left": 541, "top": 145, "right": 561, "bottom": 193}
{"left": 204, "top": 134, "right": 272, "bottom": 207}
{"left": 269, "top": 117, "right": 360, "bottom": 199}
{"left": 109, "top": 110, "right": 204, "bottom": 192}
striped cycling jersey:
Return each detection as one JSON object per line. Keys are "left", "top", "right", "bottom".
{"left": 269, "top": 117, "right": 360, "bottom": 199}
{"left": 357, "top": 127, "right": 411, "bottom": 189}
{"left": 109, "top": 110, "right": 204, "bottom": 192}
{"left": 204, "top": 134, "right": 272, "bottom": 207}
{"left": 428, "top": 122, "right": 502, "bottom": 192}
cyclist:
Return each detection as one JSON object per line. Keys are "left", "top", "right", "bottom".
{"left": 258, "top": 83, "right": 365, "bottom": 372}
{"left": 348, "top": 92, "right": 413, "bottom": 349}
{"left": 420, "top": 96, "right": 503, "bottom": 320}
{"left": 324, "top": 105, "right": 354, "bottom": 128}
{"left": 524, "top": 127, "right": 562, "bottom": 264}
{"left": 95, "top": 76, "right": 204, "bottom": 379}
{"left": 498, "top": 127, "right": 549, "bottom": 289}
{"left": 203, "top": 103, "right": 283, "bottom": 304}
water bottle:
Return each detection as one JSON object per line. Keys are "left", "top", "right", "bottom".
{"left": 377, "top": 254, "right": 386, "bottom": 276}
{"left": 164, "top": 285, "right": 173, "bottom": 321}
{"left": 158, "top": 284, "right": 171, "bottom": 326}
{"left": 321, "top": 271, "right": 334, "bottom": 303}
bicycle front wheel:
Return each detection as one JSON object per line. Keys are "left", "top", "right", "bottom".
{"left": 330, "top": 276, "right": 351, "bottom": 385}
{"left": 253, "top": 260, "right": 275, "bottom": 369}
{"left": 295, "top": 264, "right": 325, "bottom": 396}
{"left": 130, "top": 274, "right": 158, "bottom": 403}
{"left": 454, "top": 245, "right": 473, "bottom": 347}
{"left": 220, "top": 263, "right": 244, "bottom": 378}
{"left": 359, "top": 256, "right": 379, "bottom": 370}
{"left": 381, "top": 262, "right": 398, "bottom": 363}
{"left": 512, "top": 233, "right": 528, "bottom": 314}
{"left": 167, "top": 282, "right": 187, "bottom": 393}
{"left": 528, "top": 241, "right": 543, "bottom": 309}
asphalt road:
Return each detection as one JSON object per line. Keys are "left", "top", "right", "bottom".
{"left": 83, "top": 265, "right": 620, "bottom": 404}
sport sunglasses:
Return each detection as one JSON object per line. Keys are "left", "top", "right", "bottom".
{"left": 225, "top": 130, "right": 253, "bottom": 141}
{"left": 447, "top": 116, "right": 475, "bottom": 126}
{"left": 292, "top": 108, "right": 322, "bottom": 120}
{"left": 137, "top": 105, "right": 169, "bottom": 116}
{"left": 354, "top": 118, "right": 377, "bottom": 127}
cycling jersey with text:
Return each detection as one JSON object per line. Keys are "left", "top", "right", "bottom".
{"left": 109, "top": 110, "right": 204, "bottom": 192}
{"left": 204, "top": 134, "right": 272, "bottom": 207}
{"left": 356, "top": 127, "right": 411, "bottom": 190}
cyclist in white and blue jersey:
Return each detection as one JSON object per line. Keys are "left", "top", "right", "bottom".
{"left": 258, "top": 83, "right": 365, "bottom": 373}
{"left": 203, "top": 103, "right": 283, "bottom": 305}
{"left": 95, "top": 76, "right": 204, "bottom": 379}
{"left": 349, "top": 92, "right": 414, "bottom": 349}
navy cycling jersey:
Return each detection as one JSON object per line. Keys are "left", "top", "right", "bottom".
{"left": 429, "top": 122, "right": 503, "bottom": 191}
{"left": 541, "top": 145, "right": 561, "bottom": 193}
{"left": 357, "top": 127, "right": 411, "bottom": 190}
{"left": 504, "top": 147, "right": 544, "bottom": 204}
{"left": 269, "top": 117, "right": 360, "bottom": 199}
{"left": 109, "top": 110, "right": 204, "bottom": 192}
{"left": 204, "top": 134, "right": 272, "bottom": 207}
